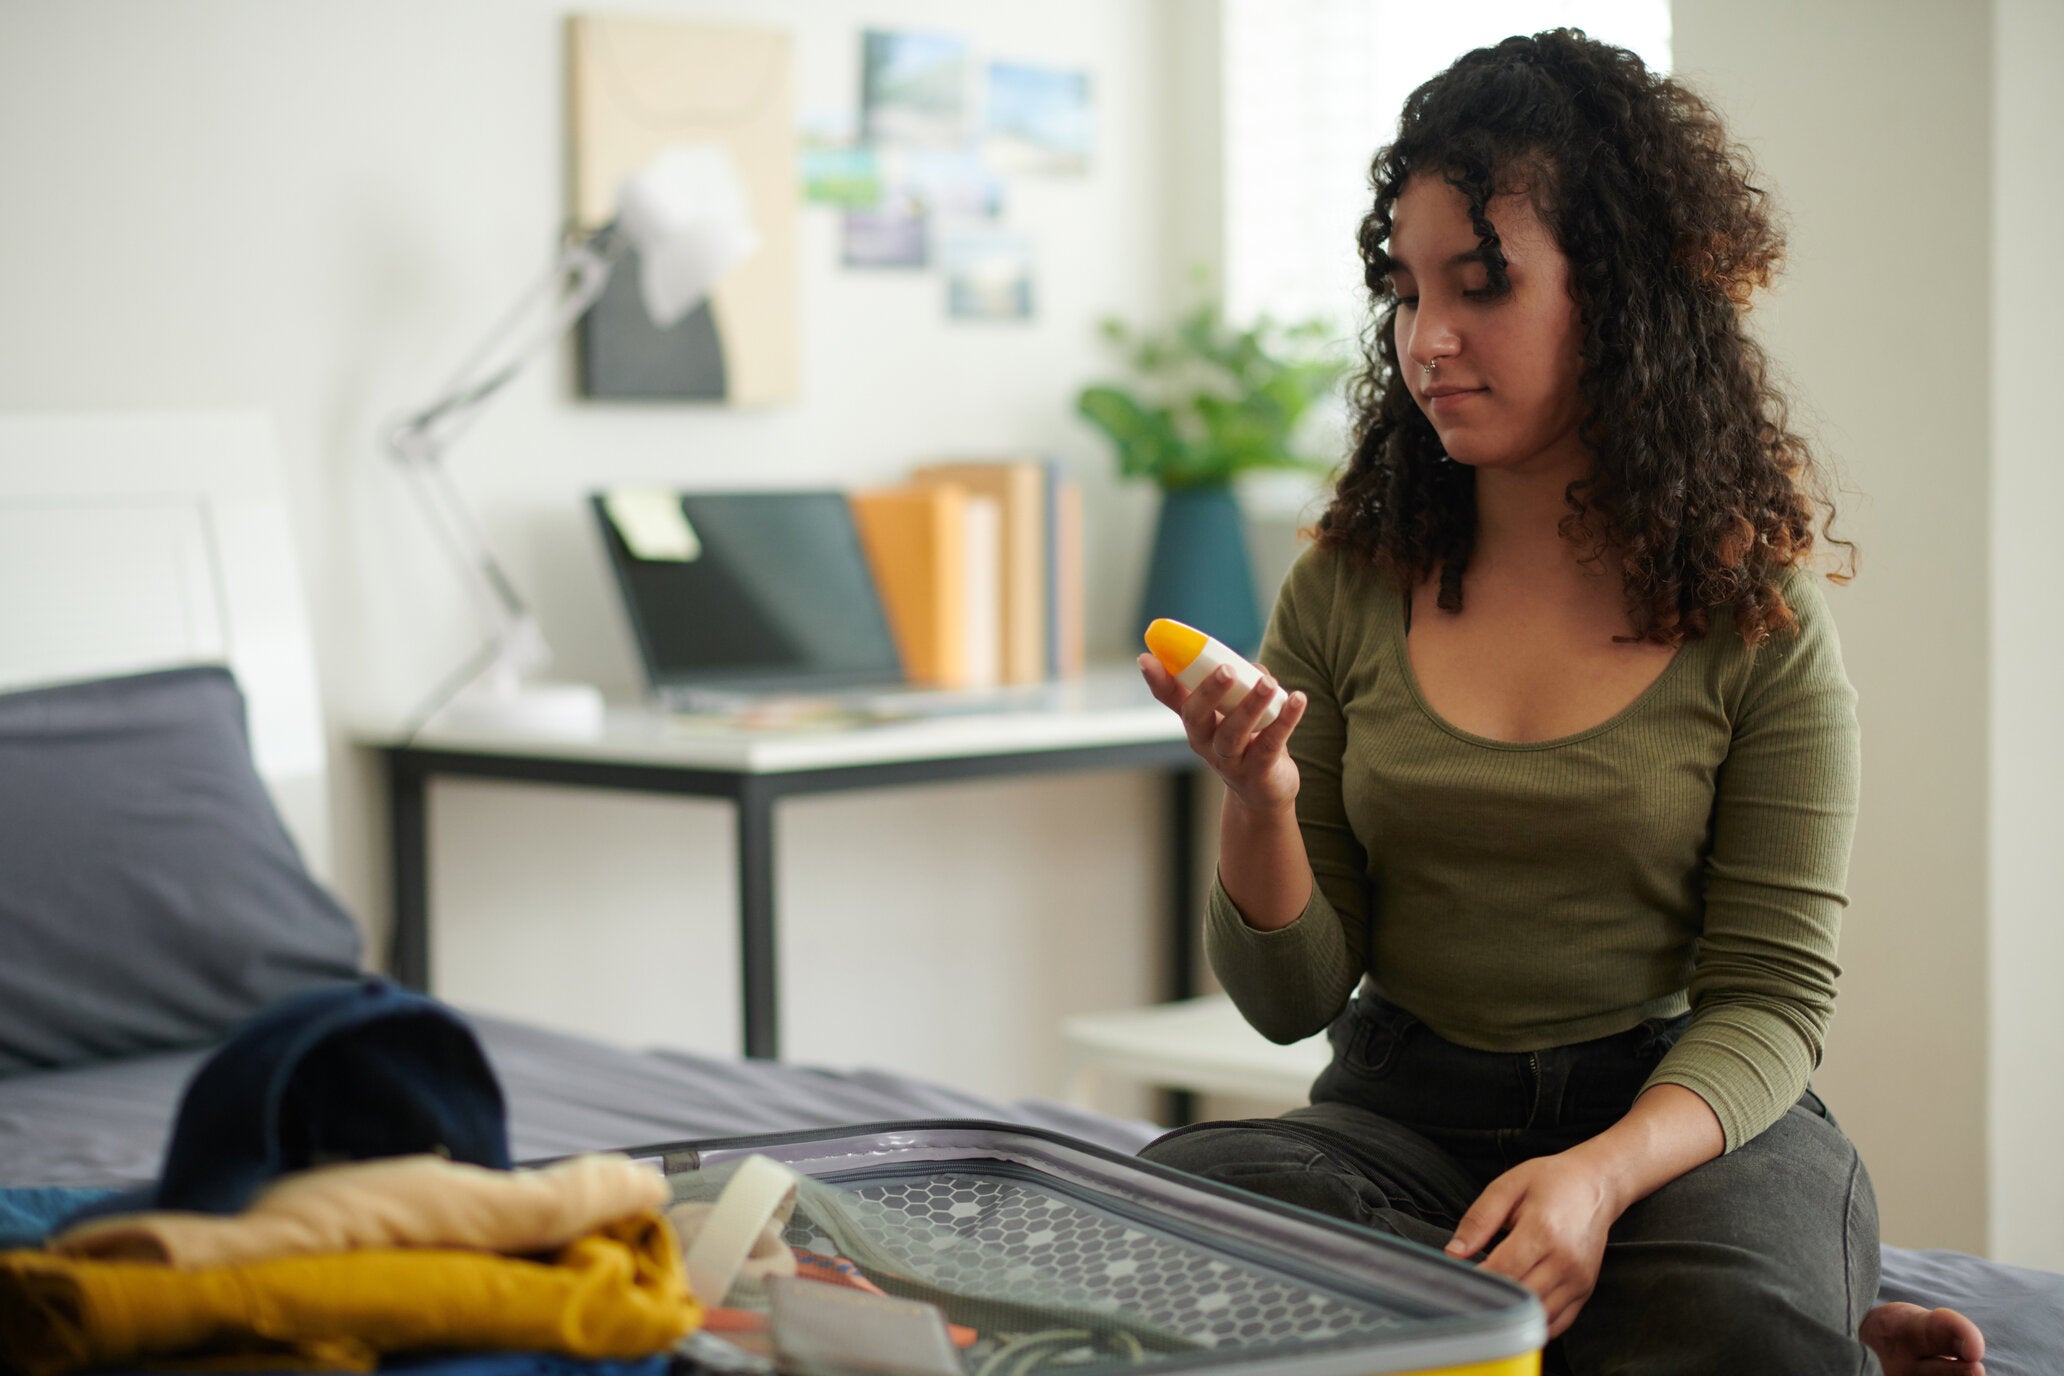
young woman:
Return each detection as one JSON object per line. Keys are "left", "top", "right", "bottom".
{"left": 1136, "top": 30, "right": 1983, "bottom": 1375}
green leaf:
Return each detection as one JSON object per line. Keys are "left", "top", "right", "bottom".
{"left": 1258, "top": 374, "right": 1311, "bottom": 430}
{"left": 1076, "top": 386, "right": 1185, "bottom": 481}
{"left": 1082, "top": 302, "right": 1354, "bottom": 487}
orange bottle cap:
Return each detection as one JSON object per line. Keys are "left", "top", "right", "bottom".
{"left": 1144, "top": 618, "right": 1209, "bottom": 674}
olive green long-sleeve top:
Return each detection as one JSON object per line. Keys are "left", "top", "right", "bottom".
{"left": 1207, "top": 542, "right": 1861, "bottom": 1151}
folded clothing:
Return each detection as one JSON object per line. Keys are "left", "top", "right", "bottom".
{"left": 58, "top": 979, "right": 513, "bottom": 1233}
{"left": 51, "top": 1153, "right": 665, "bottom": 1269}
{"left": 0, "top": 1212, "right": 696, "bottom": 1376}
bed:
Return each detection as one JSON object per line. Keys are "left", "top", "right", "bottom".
{"left": 0, "top": 412, "right": 2056, "bottom": 1372}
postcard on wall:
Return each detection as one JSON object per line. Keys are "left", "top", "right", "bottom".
{"left": 805, "top": 146, "right": 883, "bottom": 208}
{"left": 985, "top": 61, "right": 1093, "bottom": 175}
{"left": 841, "top": 148, "right": 1003, "bottom": 270}
{"left": 943, "top": 228, "right": 1035, "bottom": 322}
{"left": 843, "top": 203, "right": 929, "bottom": 269}
{"left": 862, "top": 30, "right": 969, "bottom": 148}
{"left": 894, "top": 147, "right": 1004, "bottom": 219}
{"left": 801, "top": 110, "right": 881, "bottom": 208}
{"left": 568, "top": 13, "right": 799, "bottom": 404}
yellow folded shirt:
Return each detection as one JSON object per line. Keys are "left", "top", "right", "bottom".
{"left": 0, "top": 1213, "right": 697, "bottom": 1376}
{"left": 51, "top": 1153, "right": 667, "bottom": 1270}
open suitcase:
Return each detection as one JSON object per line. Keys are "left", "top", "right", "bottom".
{"left": 624, "top": 1119, "right": 1545, "bottom": 1376}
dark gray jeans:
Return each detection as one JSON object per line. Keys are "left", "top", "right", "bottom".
{"left": 1140, "top": 993, "right": 1881, "bottom": 1375}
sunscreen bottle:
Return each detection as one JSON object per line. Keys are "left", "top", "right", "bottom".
{"left": 1144, "top": 618, "right": 1287, "bottom": 729}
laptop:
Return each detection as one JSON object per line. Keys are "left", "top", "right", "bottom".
{"left": 591, "top": 489, "right": 1053, "bottom": 718}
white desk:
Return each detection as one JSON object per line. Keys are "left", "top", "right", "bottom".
{"left": 369, "top": 669, "right": 1200, "bottom": 1060}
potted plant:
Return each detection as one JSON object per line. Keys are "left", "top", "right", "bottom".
{"left": 1076, "top": 298, "right": 1351, "bottom": 655}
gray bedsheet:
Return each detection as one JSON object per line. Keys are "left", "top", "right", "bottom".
{"left": 0, "top": 1011, "right": 1156, "bottom": 1189}
{"left": 1, "top": 1014, "right": 2055, "bottom": 1368}
{"left": 1877, "top": 1247, "right": 2064, "bottom": 1376}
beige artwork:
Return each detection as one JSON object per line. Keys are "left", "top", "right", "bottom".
{"left": 568, "top": 13, "right": 798, "bottom": 405}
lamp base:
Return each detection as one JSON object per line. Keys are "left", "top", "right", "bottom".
{"left": 435, "top": 677, "right": 606, "bottom": 738}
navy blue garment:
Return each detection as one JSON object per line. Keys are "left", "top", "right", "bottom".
{"left": 67, "top": 978, "right": 509, "bottom": 1225}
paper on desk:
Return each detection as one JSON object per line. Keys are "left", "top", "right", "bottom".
{"left": 603, "top": 487, "right": 700, "bottom": 561}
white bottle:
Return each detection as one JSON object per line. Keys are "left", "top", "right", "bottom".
{"left": 1144, "top": 618, "right": 1286, "bottom": 728}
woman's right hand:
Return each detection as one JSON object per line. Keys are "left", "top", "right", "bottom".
{"left": 1138, "top": 653, "right": 1307, "bottom": 815}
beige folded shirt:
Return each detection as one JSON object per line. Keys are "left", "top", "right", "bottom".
{"left": 49, "top": 1152, "right": 667, "bottom": 1269}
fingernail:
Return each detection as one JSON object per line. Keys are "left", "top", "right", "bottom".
{"left": 1444, "top": 1239, "right": 1468, "bottom": 1255}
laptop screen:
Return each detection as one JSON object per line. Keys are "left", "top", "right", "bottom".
{"left": 592, "top": 490, "right": 905, "bottom": 694}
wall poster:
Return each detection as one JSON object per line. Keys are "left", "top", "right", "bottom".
{"left": 568, "top": 14, "right": 799, "bottom": 404}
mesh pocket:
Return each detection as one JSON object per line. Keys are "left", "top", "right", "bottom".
{"left": 669, "top": 1154, "right": 1409, "bottom": 1373}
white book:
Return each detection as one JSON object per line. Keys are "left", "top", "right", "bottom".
{"left": 961, "top": 494, "right": 1003, "bottom": 690}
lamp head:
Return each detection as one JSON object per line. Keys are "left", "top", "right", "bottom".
{"left": 613, "top": 145, "right": 759, "bottom": 328}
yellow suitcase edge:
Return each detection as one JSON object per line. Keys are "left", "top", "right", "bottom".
{"left": 1405, "top": 1355, "right": 1542, "bottom": 1376}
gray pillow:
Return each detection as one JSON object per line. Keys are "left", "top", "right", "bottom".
{"left": 0, "top": 666, "right": 362, "bottom": 1075}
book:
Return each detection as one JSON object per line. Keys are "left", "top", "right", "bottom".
{"left": 1052, "top": 475, "right": 1085, "bottom": 678}
{"left": 850, "top": 485, "right": 972, "bottom": 688}
{"left": 1042, "top": 462, "right": 1062, "bottom": 679}
{"left": 911, "top": 460, "right": 1047, "bottom": 684}
{"left": 961, "top": 494, "right": 1003, "bottom": 689}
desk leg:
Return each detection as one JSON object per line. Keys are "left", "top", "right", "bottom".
{"left": 388, "top": 753, "right": 431, "bottom": 992}
{"left": 738, "top": 780, "right": 780, "bottom": 1060}
{"left": 1167, "top": 766, "right": 1199, "bottom": 1125}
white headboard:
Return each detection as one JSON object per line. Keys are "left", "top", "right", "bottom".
{"left": 0, "top": 412, "right": 331, "bottom": 876}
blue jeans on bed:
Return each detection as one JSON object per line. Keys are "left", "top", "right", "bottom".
{"left": 1140, "top": 992, "right": 1882, "bottom": 1376}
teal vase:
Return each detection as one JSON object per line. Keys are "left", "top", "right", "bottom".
{"left": 1136, "top": 485, "right": 1263, "bottom": 657}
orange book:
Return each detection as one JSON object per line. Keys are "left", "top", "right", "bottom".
{"left": 850, "top": 485, "right": 971, "bottom": 688}
{"left": 911, "top": 460, "right": 1047, "bottom": 683}
{"left": 1053, "top": 477, "right": 1085, "bottom": 678}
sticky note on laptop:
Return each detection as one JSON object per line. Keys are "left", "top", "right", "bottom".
{"left": 603, "top": 487, "right": 701, "bottom": 562}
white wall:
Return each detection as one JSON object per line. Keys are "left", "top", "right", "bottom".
{"left": 1674, "top": 0, "right": 2011, "bottom": 1257}
{"left": 0, "top": 0, "right": 1179, "bottom": 1102}
{"left": 1989, "top": 0, "right": 2064, "bottom": 1273}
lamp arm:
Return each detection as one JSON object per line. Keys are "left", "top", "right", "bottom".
{"left": 385, "top": 225, "right": 626, "bottom": 653}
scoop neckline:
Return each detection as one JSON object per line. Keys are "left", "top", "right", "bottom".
{"left": 1389, "top": 586, "right": 1691, "bottom": 751}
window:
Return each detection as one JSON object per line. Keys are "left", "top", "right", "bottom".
{"left": 1222, "top": 0, "right": 1673, "bottom": 331}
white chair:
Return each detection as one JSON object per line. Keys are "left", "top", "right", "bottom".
{"left": 1061, "top": 993, "right": 1332, "bottom": 1111}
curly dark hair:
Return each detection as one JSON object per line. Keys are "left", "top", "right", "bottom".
{"left": 1316, "top": 27, "right": 1852, "bottom": 646}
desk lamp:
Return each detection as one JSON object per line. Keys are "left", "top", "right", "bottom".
{"left": 387, "top": 145, "right": 757, "bottom": 735}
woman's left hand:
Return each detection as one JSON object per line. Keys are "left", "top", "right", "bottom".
{"left": 1444, "top": 1150, "right": 1623, "bottom": 1340}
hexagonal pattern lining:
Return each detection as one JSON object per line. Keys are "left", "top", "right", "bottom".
{"left": 785, "top": 1170, "right": 1404, "bottom": 1353}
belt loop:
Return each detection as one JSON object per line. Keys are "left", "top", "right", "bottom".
{"left": 1533, "top": 1046, "right": 1575, "bottom": 1128}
